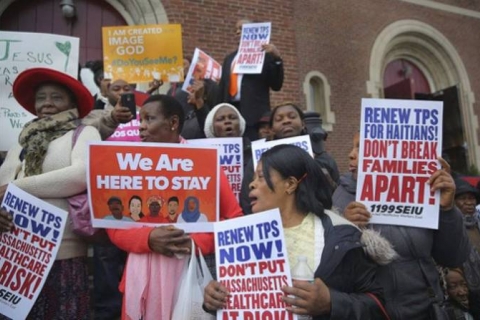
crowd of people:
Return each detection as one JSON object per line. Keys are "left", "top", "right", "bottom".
{"left": 0, "top": 18, "right": 479, "bottom": 320}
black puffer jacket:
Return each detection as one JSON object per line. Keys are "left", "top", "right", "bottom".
{"left": 314, "top": 211, "right": 388, "bottom": 319}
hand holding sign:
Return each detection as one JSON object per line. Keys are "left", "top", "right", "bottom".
{"left": 0, "top": 208, "right": 14, "bottom": 232}
{"left": 343, "top": 202, "right": 371, "bottom": 228}
{"left": 282, "top": 278, "right": 331, "bottom": 316}
{"left": 261, "top": 43, "right": 280, "bottom": 59}
{"left": 187, "top": 80, "right": 206, "bottom": 109}
{"left": 148, "top": 226, "right": 191, "bottom": 256}
{"left": 428, "top": 157, "right": 455, "bottom": 211}
{"left": 203, "top": 280, "right": 230, "bottom": 311}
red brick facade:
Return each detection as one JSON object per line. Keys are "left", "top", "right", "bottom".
{"left": 2, "top": 0, "right": 480, "bottom": 172}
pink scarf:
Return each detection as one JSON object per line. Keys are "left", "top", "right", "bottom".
{"left": 125, "top": 253, "right": 186, "bottom": 319}
{"left": 124, "top": 136, "right": 190, "bottom": 319}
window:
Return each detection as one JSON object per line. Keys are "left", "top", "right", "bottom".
{"left": 303, "top": 71, "right": 335, "bottom": 131}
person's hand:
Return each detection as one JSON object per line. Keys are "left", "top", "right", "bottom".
{"left": 262, "top": 43, "right": 281, "bottom": 59}
{"left": 111, "top": 98, "right": 133, "bottom": 124}
{"left": 148, "top": 226, "right": 191, "bottom": 256}
{"left": 187, "top": 80, "right": 206, "bottom": 110}
{"left": 429, "top": 157, "right": 455, "bottom": 210}
{"left": 176, "top": 237, "right": 192, "bottom": 253}
{"left": 0, "top": 208, "right": 14, "bottom": 233}
{"left": 0, "top": 184, "right": 7, "bottom": 203}
{"left": 147, "top": 79, "right": 163, "bottom": 94}
{"left": 204, "top": 280, "right": 230, "bottom": 311}
{"left": 343, "top": 202, "right": 371, "bottom": 228}
{"left": 282, "top": 278, "right": 331, "bottom": 316}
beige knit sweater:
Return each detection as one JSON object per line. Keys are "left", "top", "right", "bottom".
{"left": 0, "top": 125, "right": 101, "bottom": 260}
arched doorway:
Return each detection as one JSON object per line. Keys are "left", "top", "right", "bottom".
{"left": 367, "top": 19, "right": 479, "bottom": 174}
{"left": 0, "top": 0, "right": 127, "bottom": 64}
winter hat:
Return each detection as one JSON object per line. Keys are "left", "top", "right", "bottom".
{"left": 204, "top": 103, "right": 246, "bottom": 138}
{"left": 455, "top": 178, "right": 480, "bottom": 203}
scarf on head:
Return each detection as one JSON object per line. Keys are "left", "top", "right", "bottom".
{"left": 19, "top": 108, "right": 81, "bottom": 177}
{"left": 181, "top": 196, "right": 201, "bottom": 223}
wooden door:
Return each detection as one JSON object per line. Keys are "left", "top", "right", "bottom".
{"left": 415, "top": 86, "right": 468, "bottom": 173}
{"left": 0, "top": 0, "right": 127, "bottom": 63}
{"left": 384, "top": 78, "right": 415, "bottom": 100}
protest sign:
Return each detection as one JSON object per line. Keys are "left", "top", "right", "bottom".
{"left": 0, "top": 184, "right": 67, "bottom": 320}
{"left": 107, "top": 113, "right": 140, "bottom": 142}
{"left": 188, "top": 137, "right": 243, "bottom": 201}
{"left": 0, "top": 31, "right": 79, "bottom": 151}
{"left": 251, "top": 135, "right": 313, "bottom": 170}
{"left": 233, "top": 22, "right": 271, "bottom": 74}
{"left": 356, "top": 98, "right": 443, "bottom": 229}
{"left": 102, "top": 24, "right": 183, "bottom": 83}
{"left": 214, "top": 208, "right": 293, "bottom": 320}
{"left": 181, "top": 48, "right": 222, "bottom": 93}
{"left": 87, "top": 141, "right": 219, "bottom": 232}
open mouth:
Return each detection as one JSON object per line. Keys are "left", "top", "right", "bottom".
{"left": 224, "top": 127, "right": 235, "bottom": 136}
{"left": 249, "top": 194, "right": 258, "bottom": 207}
{"left": 140, "top": 135, "right": 148, "bottom": 142}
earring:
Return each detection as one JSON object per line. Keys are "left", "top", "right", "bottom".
{"left": 171, "top": 127, "right": 175, "bottom": 131}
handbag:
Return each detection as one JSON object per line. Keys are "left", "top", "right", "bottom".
{"left": 172, "top": 240, "right": 215, "bottom": 320}
{"left": 67, "top": 126, "right": 99, "bottom": 238}
{"left": 398, "top": 228, "right": 450, "bottom": 320}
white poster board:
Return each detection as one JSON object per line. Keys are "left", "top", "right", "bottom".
{"left": 233, "top": 22, "right": 271, "bottom": 74}
{"left": 214, "top": 209, "right": 293, "bottom": 319}
{"left": 0, "top": 184, "right": 68, "bottom": 320}
{"left": 356, "top": 98, "right": 443, "bottom": 229}
{"left": 0, "top": 31, "right": 80, "bottom": 151}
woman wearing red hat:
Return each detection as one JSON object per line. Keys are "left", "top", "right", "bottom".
{"left": 0, "top": 68, "right": 101, "bottom": 319}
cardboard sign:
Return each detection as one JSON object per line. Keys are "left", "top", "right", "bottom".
{"left": 188, "top": 137, "right": 243, "bottom": 201}
{"left": 0, "top": 184, "right": 67, "bottom": 320}
{"left": 251, "top": 135, "right": 313, "bottom": 170}
{"left": 0, "top": 31, "right": 79, "bottom": 151}
{"left": 214, "top": 209, "right": 293, "bottom": 320}
{"left": 182, "top": 48, "right": 222, "bottom": 92}
{"left": 87, "top": 142, "right": 219, "bottom": 233}
{"left": 102, "top": 24, "right": 183, "bottom": 83}
{"left": 356, "top": 98, "right": 443, "bottom": 229}
{"left": 233, "top": 22, "right": 271, "bottom": 74}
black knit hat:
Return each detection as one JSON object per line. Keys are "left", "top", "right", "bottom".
{"left": 454, "top": 178, "right": 480, "bottom": 203}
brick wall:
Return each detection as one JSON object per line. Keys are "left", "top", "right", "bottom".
{"left": 292, "top": 0, "right": 480, "bottom": 172}
{"left": 161, "top": 0, "right": 300, "bottom": 107}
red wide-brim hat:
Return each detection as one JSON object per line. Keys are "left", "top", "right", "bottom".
{"left": 13, "top": 68, "right": 94, "bottom": 118}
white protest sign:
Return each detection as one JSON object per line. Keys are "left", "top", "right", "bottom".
{"left": 188, "top": 137, "right": 243, "bottom": 201}
{"left": 251, "top": 135, "right": 313, "bottom": 170}
{"left": 0, "top": 183, "right": 68, "bottom": 320}
{"left": 356, "top": 98, "right": 443, "bottom": 229}
{"left": 214, "top": 208, "right": 293, "bottom": 320}
{"left": 0, "top": 31, "right": 80, "bottom": 151}
{"left": 182, "top": 48, "right": 222, "bottom": 92}
{"left": 233, "top": 22, "right": 271, "bottom": 74}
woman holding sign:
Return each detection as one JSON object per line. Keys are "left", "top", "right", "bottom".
{"left": 106, "top": 94, "right": 242, "bottom": 319}
{"left": 240, "top": 103, "right": 339, "bottom": 215}
{"left": 204, "top": 145, "right": 392, "bottom": 319}
{"left": 0, "top": 68, "right": 101, "bottom": 319}
{"left": 332, "top": 132, "right": 470, "bottom": 319}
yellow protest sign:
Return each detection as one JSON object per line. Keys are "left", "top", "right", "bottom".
{"left": 102, "top": 24, "right": 183, "bottom": 83}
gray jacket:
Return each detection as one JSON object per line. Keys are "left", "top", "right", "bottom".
{"left": 82, "top": 102, "right": 120, "bottom": 140}
{"left": 333, "top": 173, "right": 470, "bottom": 320}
